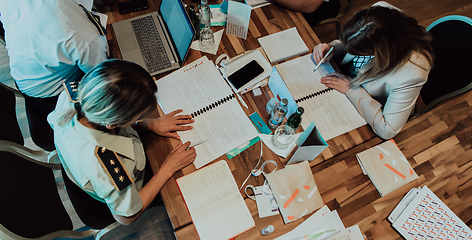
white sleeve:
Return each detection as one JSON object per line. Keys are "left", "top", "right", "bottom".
{"left": 77, "top": 35, "right": 108, "bottom": 73}
{"left": 345, "top": 75, "right": 425, "bottom": 139}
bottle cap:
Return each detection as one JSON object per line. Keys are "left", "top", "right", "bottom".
{"left": 297, "top": 107, "right": 304, "bottom": 114}
{"left": 281, "top": 98, "right": 288, "bottom": 106}
{"left": 261, "top": 225, "right": 274, "bottom": 236}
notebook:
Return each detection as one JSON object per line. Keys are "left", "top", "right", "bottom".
{"left": 258, "top": 27, "right": 309, "bottom": 64}
{"left": 269, "top": 54, "right": 366, "bottom": 140}
{"left": 155, "top": 56, "right": 259, "bottom": 169}
{"left": 112, "top": 0, "right": 194, "bottom": 75}
{"left": 176, "top": 160, "right": 255, "bottom": 240}
{"left": 389, "top": 186, "right": 472, "bottom": 239}
{"left": 356, "top": 139, "right": 418, "bottom": 197}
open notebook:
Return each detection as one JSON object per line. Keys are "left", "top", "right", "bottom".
{"left": 269, "top": 54, "right": 366, "bottom": 140}
{"left": 155, "top": 56, "right": 259, "bottom": 169}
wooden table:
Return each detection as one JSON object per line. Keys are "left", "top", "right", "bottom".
{"left": 102, "top": 0, "right": 377, "bottom": 239}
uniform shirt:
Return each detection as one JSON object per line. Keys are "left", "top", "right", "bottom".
{"left": 0, "top": 0, "right": 108, "bottom": 98}
{"left": 48, "top": 91, "right": 147, "bottom": 217}
{"left": 330, "top": 40, "right": 430, "bottom": 139}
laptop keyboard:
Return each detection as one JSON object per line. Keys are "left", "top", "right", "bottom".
{"left": 131, "top": 16, "right": 172, "bottom": 73}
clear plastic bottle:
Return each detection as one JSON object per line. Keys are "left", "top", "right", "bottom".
{"left": 265, "top": 97, "right": 277, "bottom": 115}
{"left": 268, "top": 98, "right": 288, "bottom": 129}
{"left": 199, "top": 0, "right": 211, "bottom": 29}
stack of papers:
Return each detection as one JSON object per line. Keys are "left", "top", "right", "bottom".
{"left": 356, "top": 140, "right": 418, "bottom": 197}
{"left": 274, "top": 205, "right": 364, "bottom": 240}
{"left": 389, "top": 186, "right": 472, "bottom": 239}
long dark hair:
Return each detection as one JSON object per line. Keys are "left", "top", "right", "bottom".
{"left": 341, "top": 6, "right": 434, "bottom": 84}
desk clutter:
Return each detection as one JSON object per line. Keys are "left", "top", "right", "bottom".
{"left": 274, "top": 205, "right": 365, "bottom": 240}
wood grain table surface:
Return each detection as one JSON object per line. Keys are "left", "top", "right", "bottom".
{"left": 100, "top": 0, "right": 472, "bottom": 239}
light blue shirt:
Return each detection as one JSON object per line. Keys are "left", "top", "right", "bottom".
{"left": 0, "top": 0, "right": 108, "bottom": 98}
{"left": 48, "top": 92, "right": 146, "bottom": 217}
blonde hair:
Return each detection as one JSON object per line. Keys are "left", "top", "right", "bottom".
{"left": 341, "top": 6, "right": 434, "bottom": 85}
{"left": 59, "top": 59, "right": 157, "bottom": 127}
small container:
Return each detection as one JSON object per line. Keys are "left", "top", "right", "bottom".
{"left": 268, "top": 98, "right": 288, "bottom": 129}
{"left": 273, "top": 124, "right": 295, "bottom": 149}
{"left": 261, "top": 225, "right": 274, "bottom": 236}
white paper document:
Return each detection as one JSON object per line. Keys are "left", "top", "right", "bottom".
{"left": 155, "top": 56, "right": 259, "bottom": 168}
{"left": 274, "top": 54, "right": 366, "bottom": 140}
{"left": 177, "top": 161, "right": 255, "bottom": 240}
{"left": 226, "top": 0, "right": 252, "bottom": 39}
{"left": 258, "top": 27, "right": 309, "bottom": 64}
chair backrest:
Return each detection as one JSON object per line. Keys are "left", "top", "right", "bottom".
{"left": 414, "top": 15, "right": 472, "bottom": 117}
{"left": 0, "top": 82, "right": 24, "bottom": 145}
{"left": 0, "top": 148, "right": 72, "bottom": 238}
{"left": 61, "top": 167, "right": 116, "bottom": 229}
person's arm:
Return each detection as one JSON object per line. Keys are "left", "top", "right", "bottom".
{"left": 271, "top": 0, "right": 324, "bottom": 13}
{"left": 345, "top": 77, "right": 425, "bottom": 139}
{"left": 112, "top": 141, "right": 196, "bottom": 225}
{"left": 77, "top": 35, "right": 108, "bottom": 73}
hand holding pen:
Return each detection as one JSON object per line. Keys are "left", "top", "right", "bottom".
{"left": 312, "top": 44, "right": 334, "bottom": 71}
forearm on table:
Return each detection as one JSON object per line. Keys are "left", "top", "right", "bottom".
{"left": 271, "top": 0, "right": 324, "bottom": 13}
{"left": 346, "top": 87, "right": 399, "bottom": 139}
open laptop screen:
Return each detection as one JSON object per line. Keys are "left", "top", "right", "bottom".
{"left": 160, "top": 0, "right": 194, "bottom": 62}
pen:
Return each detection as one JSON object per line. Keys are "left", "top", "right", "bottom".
{"left": 313, "top": 47, "right": 334, "bottom": 72}
{"left": 219, "top": 67, "right": 249, "bottom": 108}
{"left": 187, "top": 139, "right": 208, "bottom": 149}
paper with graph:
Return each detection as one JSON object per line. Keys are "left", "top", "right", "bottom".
{"left": 389, "top": 186, "right": 472, "bottom": 239}
{"left": 356, "top": 139, "right": 418, "bottom": 197}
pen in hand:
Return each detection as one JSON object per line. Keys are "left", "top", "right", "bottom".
{"left": 186, "top": 139, "right": 208, "bottom": 150}
{"left": 313, "top": 47, "right": 334, "bottom": 72}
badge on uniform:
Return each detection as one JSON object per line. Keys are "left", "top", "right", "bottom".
{"left": 63, "top": 80, "right": 79, "bottom": 103}
{"left": 95, "top": 146, "right": 133, "bottom": 191}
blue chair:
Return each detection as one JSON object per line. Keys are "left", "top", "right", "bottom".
{"left": 412, "top": 15, "right": 472, "bottom": 118}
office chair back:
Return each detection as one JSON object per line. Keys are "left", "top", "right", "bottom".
{"left": 61, "top": 166, "right": 116, "bottom": 229}
{"left": 0, "top": 83, "right": 24, "bottom": 145}
{"left": 413, "top": 15, "right": 472, "bottom": 117}
{"left": 0, "top": 150, "right": 72, "bottom": 238}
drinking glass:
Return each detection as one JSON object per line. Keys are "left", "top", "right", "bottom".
{"left": 273, "top": 125, "right": 295, "bottom": 149}
{"left": 199, "top": 28, "right": 215, "bottom": 51}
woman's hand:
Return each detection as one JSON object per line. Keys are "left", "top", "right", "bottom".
{"left": 312, "top": 43, "right": 334, "bottom": 65}
{"left": 144, "top": 109, "right": 194, "bottom": 139}
{"left": 161, "top": 142, "right": 196, "bottom": 176}
{"left": 320, "top": 72, "right": 352, "bottom": 94}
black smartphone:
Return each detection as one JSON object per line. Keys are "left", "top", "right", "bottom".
{"left": 227, "top": 60, "right": 264, "bottom": 89}
{"left": 117, "top": 0, "right": 149, "bottom": 14}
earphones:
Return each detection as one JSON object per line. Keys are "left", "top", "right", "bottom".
{"left": 239, "top": 140, "right": 277, "bottom": 190}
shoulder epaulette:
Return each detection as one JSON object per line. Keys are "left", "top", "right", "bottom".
{"left": 95, "top": 146, "right": 133, "bottom": 191}
{"left": 63, "top": 80, "right": 79, "bottom": 103}
{"left": 79, "top": 4, "right": 108, "bottom": 36}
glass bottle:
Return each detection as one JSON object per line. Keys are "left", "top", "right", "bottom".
{"left": 189, "top": 5, "right": 200, "bottom": 40}
{"left": 198, "top": 0, "right": 215, "bottom": 51}
{"left": 268, "top": 98, "right": 288, "bottom": 129}
{"left": 286, "top": 107, "right": 304, "bottom": 131}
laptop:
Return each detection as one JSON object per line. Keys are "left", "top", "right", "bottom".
{"left": 112, "top": 0, "right": 195, "bottom": 75}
